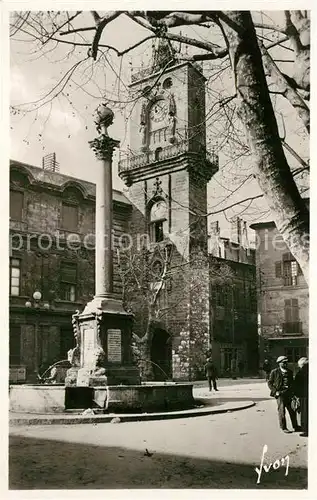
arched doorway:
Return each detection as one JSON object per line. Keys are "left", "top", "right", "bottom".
{"left": 151, "top": 328, "right": 172, "bottom": 381}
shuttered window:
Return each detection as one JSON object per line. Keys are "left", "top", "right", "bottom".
{"left": 60, "top": 262, "right": 77, "bottom": 302}
{"left": 61, "top": 202, "right": 78, "bottom": 231}
{"left": 284, "top": 299, "right": 299, "bottom": 322}
{"left": 284, "top": 299, "right": 301, "bottom": 333}
{"left": 275, "top": 261, "right": 282, "bottom": 278}
{"left": 10, "top": 190, "right": 24, "bottom": 221}
{"left": 276, "top": 252, "right": 300, "bottom": 286}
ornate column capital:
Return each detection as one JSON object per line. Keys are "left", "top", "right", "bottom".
{"left": 90, "top": 135, "right": 120, "bottom": 161}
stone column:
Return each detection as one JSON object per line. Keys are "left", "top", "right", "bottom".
{"left": 65, "top": 104, "right": 140, "bottom": 389}
{"left": 93, "top": 107, "right": 118, "bottom": 298}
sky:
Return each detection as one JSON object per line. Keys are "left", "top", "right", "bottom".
{"left": 9, "top": 9, "right": 310, "bottom": 241}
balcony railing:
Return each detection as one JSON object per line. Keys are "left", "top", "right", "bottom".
{"left": 283, "top": 322, "right": 302, "bottom": 334}
{"left": 118, "top": 141, "right": 218, "bottom": 174}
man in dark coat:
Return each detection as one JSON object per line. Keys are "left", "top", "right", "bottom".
{"left": 268, "top": 355, "right": 300, "bottom": 433}
{"left": 205, "top": 358, "right": 219, "bottom": 392}
{"left": 294, "top": 357, "right": 308, "bottom": 437}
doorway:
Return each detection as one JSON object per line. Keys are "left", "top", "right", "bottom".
{"left": 151, "top": 329, "right": 172, "bottom": 381}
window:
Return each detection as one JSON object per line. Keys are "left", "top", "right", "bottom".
{"left": 284, "top": 298, "right": 301, "bottom": 334}
{"left": 10, "top": 258, "right": 21, "bottom": 296}
{"left": 283, "top": 260, "right": 298, "bottom": 286}
{"left": 275, "top": 252, "right": 302, "bottom": 286}
{"left": 284, "top": 347, "right": 306, "bottom": 364}
{"left": 155, "top": 147, "right": 163, "bottom": 161}
{"left": 60, "top": 262, "right": 77, "bottom": 302}
{"left": 10, "top": 190, "right": 24, "bottom": 221}
{"left": 152, "top": 221, "right": 164, "bottom": 242}
{"left": 216, "top": 285, "right": 225, "bottom": 307}
{"left": 162, "top": 77, "right": 173, "bottom": 90}
{"left": 61, "top": 202, "right": 78, "bottom": 231}
{"left": 9, "top": 325, "right": 21, "bottom": 365}
{"left": 149, "top": 199, "right": 167, "bottom": 243}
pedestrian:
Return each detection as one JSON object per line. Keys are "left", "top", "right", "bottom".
{"left": 230, "top": 356, "right": 237, "bottom": 380}
{"left": 238, "top": 360, "right": 244, "bottom": 378}
{"left": 205, "top": 358, "right": 219, "bottom": 392}
{"left": 268, "top": 356, "right": 301, "bottom": 434}
{"left": 293, "top": 357, "right": 308, "bottom": 437}
{"left": 262, "top": 359, "right": 271, "bottom": 380}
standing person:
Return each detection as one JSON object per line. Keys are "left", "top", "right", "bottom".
{"left": 268, "top": 356, "right": 300, "bottom": 433}
{"left": 294, "top": 357, "right": 309, "bottom": 437}
{"left": 205, "top": 358, "right": 219, "bottom": 392}
{"left": 262, "top": 359, "right": 271, "bottom": 380}
{"left": 238, "top": 359, "right": 244, "bottom": 378}
{"left": 230, "top": 355, "right": 237, "bottom": 380}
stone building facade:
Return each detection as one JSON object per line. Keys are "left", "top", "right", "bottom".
{"left": 9, "top": 160, "right": 130, "bottom": 382}
{"left": 208, "top": 219, "right": 257, "bottom": 376}
{"left": 250, "top": 221, "right": 308, "bottom": 371}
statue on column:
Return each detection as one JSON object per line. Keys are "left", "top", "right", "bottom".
{"left": 95, "top": 103, "right": 114, "bottom": 134}
{"left": 168, "top": 94, "right": 177, "bottom": 143}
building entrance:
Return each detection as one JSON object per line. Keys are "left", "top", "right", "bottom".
{"left": 151, "top": 328, "right": 172, "bottom": 381}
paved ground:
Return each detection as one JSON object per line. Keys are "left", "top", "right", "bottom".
{"left": 9, "top": 381, "right": 308, "bottom": 490}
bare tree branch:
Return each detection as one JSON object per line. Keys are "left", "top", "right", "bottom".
{"left": 260, "top": 41, "right": 310, "bottom": 132}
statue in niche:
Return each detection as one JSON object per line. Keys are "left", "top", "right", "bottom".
{"left": 168, "top": 94, "right": 177, "bottom": 143}
{"left": 139, "top": 101, "right": 148, "bottom": 150}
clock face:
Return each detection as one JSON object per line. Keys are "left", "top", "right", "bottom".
{"left": 149, "top": 100, "right": 168, "bottom": 123}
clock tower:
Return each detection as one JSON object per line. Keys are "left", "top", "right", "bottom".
{"left": 118, "top": 40, "right": 219, "bottom": 380}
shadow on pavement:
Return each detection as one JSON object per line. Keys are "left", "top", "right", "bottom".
{"left": 9, "top": 434, "right": 307, "bottom": 490}
{"left": 195, "top": 397, "right": 271, "bottom": 406}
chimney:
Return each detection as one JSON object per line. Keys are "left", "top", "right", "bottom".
{"left": 42, "top": 152, "right": 60, "bottom": 172}
{"left": 230, "top": 217, "right": 241, "bottom": 244}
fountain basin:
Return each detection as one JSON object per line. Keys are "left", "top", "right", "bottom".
{"left": 9, "top": 383, "right": 195, "bottom": 414}
{"left": 10, "top": 384, "right": 66, "bottom": 413}
{"left": 105, "top": 383, "right": 195, "bottom": 412}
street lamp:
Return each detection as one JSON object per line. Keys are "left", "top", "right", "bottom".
{"left": 33, "top": 290, "right": 42, "bottom": 301}
{"left": 24, "top": 290, "right": 50, "bottom": 375}
{"left": 25, "top": 290, "right": 50, "bottom": 309}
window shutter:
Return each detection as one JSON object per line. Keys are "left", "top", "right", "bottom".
{"left": 61, "top": 263, "right": 77, "bottom": 283}
{"left": 62, "top": 203, "right": 78, "bottom": 231}
{"left": 297, "top": 263, "right": 303, "bottom": 275}
{"left": 275, "top": 261, "right": 282, "bottom": 277}
{"left": 10, "top": 190, "right": 24, "bottom": 221}
{"left": 291, "top": 299, "right": 299, "bottom": 321}
{"left": 282, "top": 252, "right": 293, "bottom": 261}
{"left": 284, "top": 299, "right": 292, "bottom": 322}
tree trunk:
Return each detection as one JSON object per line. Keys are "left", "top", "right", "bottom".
{"left": 139, "top": 341, "right": 154, "bottom": 381}
{"left": 218, "top": 11, "right": 309, "bottom": 283}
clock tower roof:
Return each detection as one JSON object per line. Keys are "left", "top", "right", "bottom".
{"left": 151, "top": 37, "right": 177, "bottom": 73}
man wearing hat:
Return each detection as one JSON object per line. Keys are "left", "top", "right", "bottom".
{"left": 293, "top": 357, "right": 309, "bottom": 437}
{"left": 268, "top": 355, "right": 300, "bottom": 433}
